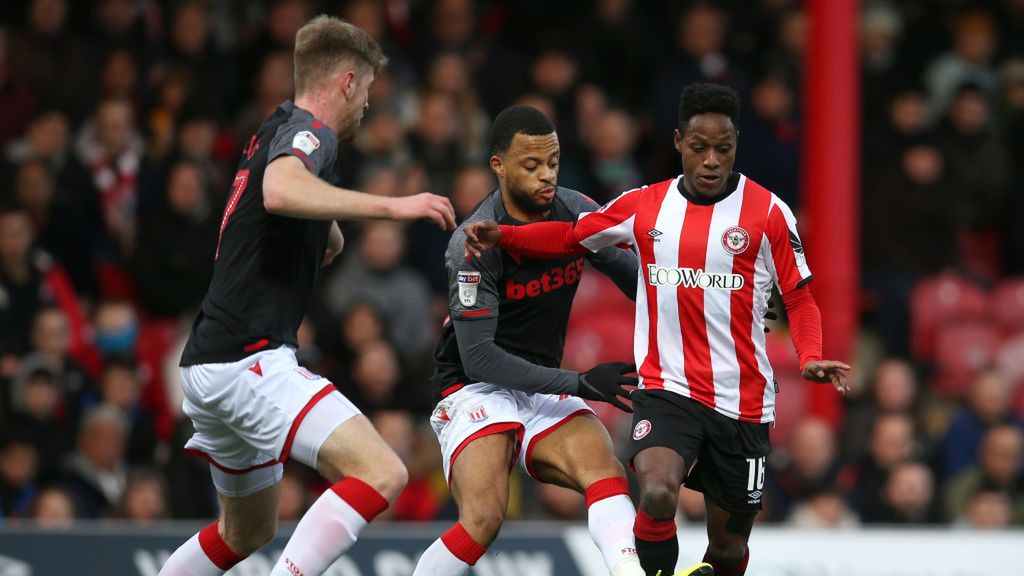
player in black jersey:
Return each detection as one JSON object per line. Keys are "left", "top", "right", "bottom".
{"left": 411, "top": 106, "right": 646, "bottom": 576}
{"left": 160, "top": 17, "right": 455, "bottom": 576}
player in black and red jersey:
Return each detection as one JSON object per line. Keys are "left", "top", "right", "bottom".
{"left": 413, "top": 105, "right": 669, "bottom": 576}
{"left": 159, "top": 16, "right": 455, "bottom": 576}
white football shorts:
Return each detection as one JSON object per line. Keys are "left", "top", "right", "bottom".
{"left": 430, "top": 382, "right": 593, "bottom": 483}
{"left": 180, "top": 346, "right": 361, "bottom": 497}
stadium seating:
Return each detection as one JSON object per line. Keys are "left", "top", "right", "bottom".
{"left": 990, "top": 277, "right": 1024, "bottom": 335}
{"left": 910, "top": 274, "right": 988, "bottom": 361}
{"left": 931, "top": 321, "right": 1001, "bottom": 397}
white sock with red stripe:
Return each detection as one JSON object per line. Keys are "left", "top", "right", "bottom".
{"left": 586, "top": 477, "right": 642, "bottom": 573}
{"left": 269, "top": 477, "right": 388, "bottom": 576}
{"left": 411, "top": 522, "right": 487, "bottom": 576}
{"left": 159, "top": 521, "right": 245, "bottom": 576}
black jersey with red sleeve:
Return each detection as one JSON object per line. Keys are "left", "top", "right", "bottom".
{"left": 180, "top": 101, "right": 338, "bottom": 366}
{"left": 430, "top": 187, "right": 637, "bottom": 399}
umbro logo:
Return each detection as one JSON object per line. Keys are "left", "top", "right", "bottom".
{"left": 748, "top": 490, "right": 763, "bottom": 501}
{"left": 647, "top": 229, "right": 662, "bottom": 242}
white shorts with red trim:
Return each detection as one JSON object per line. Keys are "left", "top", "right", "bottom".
{"left": 180, "top": 346, "right": 361, "bottom": 496}
{"left": 429, "top": 383, "right": 593, "bottom": 484}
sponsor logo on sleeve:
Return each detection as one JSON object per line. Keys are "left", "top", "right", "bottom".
{"left": 457, "top": 271, "right": 481, "bottom": 306}
{"left": 292, "top": 130, "right": 320, "bottom": 155}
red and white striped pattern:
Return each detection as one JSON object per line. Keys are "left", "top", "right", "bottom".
{"left": 575, "top": 174, "right": 811, "bottom": 423}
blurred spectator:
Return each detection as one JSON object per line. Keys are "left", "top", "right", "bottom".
{"left": 163, "top": 419, "right": 216, "bottom": 519}
{"left": 959, "top": 489, "right": 1013, "bottom": 528}
{"left": 0, "top": 209, "right": 85, "bottom": 361}
{"left": 863, "top": 461, "right": 940, "bottom": 524}
{"left": 19, "top": 307, "right": 96, "bottom": 425}
{"left": 324, "top": 221, "right": 434, "bottom": 359}
{"left": 60, "top": 403, "right": 128, "bottom": 518}
{"left": 941, "top": 82, "right": 1009, "bottom": 234}
{"left": 92, "top": 299, "right": 138, "bottom": 359}
{"left": 98, "top": 356, "right": 157, "bottom": 466}
{"left": 849, "top": 413, "right": 919, "bottom": 517}
{"left": 235, "top": 51, "right": 294, "bottom": 148}
{"left": 451, "top": 165, "right": 495, "bottom": 219}
{"left": 939, "top": 369, "right": 1023, "bottom": 480}
{"left": 406, "top": 91, "right": 463, "bottom": 194}
{"left": 785, "top": 490, "right": 860, "bottom": 529}
{"left": 28, "top": 485, "right": 74, "bottom": 527}
{"left": 337, "top": 108, "right": 411, "bottom": 187}
{"left": 944, "top": 425, "right": 1024, "bottom": 523}
{"left": 0, "top": 26, "right": 36, "bottom": 149}
{"left": 159, "top": 1, "right": 237, "bottom": 117}
{"left": 74, "top": 98, "right": 146, "bottom": 257}
{"left": 4, "top": 365, "right": 67, "bottom": 477}
{"left": 736, "top": 74, "right": 800, "bottom": 208}
{"left": 577, "top": 0, "right": 655, "bottom": 113}
{"left": 862, "top": 142, "right": 956, "bottom": 355}
{"left": 337, "top": 339, "right": 416, "bottom": 414}
{"left": 133, "top": 160, "right": 216, "bottom": 318}
{"left": 8, "top": 0, "right": 95, "bottom": 111}
{"left": 372, "top": 409, "right": 444, "bottom": 521}
{"left": 765, "top": 418, "right": 840, "bottom": 521}
{"left": 841, "top": 359, "right": 922, "bottom": 463}
{"left": 536, "top": 482, "right": 585, "bottom": 520}
{"left": 91, "top": 0, "right": 149, "bottom": 59}
{"left": 925, "top": 9, "right": 998, "bottom": 120}
{"left": 582, "top": 108, "right": 642, "bottom": 204}
{"left": 1000, "top": 58, "right": 1024, "bottom": 273}
{"left": 97, "top": 50, "right": 140, "bottom": 106}
{"left": 861, "top": 3, "right": 907, "bottom": 127}
{"left": 0, "top": 431, "right": 39, "bottom": 518}
{"left": 115, "top": 468, "right": 167, "bottom": 523}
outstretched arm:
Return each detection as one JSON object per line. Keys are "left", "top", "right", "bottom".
{"left": 783, "top": 286, "right": 851, "bottom": 393}
{"left": 264, "top": 156, "right": 456, "bottom": 229}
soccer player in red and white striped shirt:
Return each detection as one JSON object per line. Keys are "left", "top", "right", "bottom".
{"left": 465, "top": 83, "right": 850, "bottom": 576}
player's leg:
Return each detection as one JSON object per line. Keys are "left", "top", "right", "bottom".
{"left": 525, "top": 406, "right": 642, "bottom": 576}
{"left": 160, "top": 478, "right": 281, "bottom": 576}
{"left": 627, "top": 391, "right": 705, "bottom": 576}
{"left": 413, "top": 432, "right": 517, "bottom": 575}
{"left": 269, "top": 394, "right": 407, "bottom": 576}
{"left": 702, "top": 498, "right": 754, "bottom": 576}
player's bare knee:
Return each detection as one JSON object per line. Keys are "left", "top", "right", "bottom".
{"left": 352, "top": 454, "right": 408, "bottom": 502}
{"left": 705, "top": 538, "right": 748, "bottom": 567}
{"left": 637, "top": 483, "right": 678, "bottom": 518}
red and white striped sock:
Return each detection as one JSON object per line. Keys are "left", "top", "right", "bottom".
{"left": 159, "top": 522, "right": 245, "bottom": 576}
{"left": 586, "top": 477, "right": 641, "bottom": 572}
{"left": 411, "top": 522, "right": 487, "bottom": 576}
{"left": 270, "top": 477, "right": 388, "bottom": 576}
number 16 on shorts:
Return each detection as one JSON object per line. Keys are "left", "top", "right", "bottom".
{"left": 746, "top": 456, "right": 766, "bottom": 494}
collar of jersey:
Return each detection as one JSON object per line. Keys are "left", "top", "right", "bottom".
{"left": 676, "top": 172, "right": 741, "bottom": 206}
{"left": 493, "top": 187, "right": 562, "bottom": 225}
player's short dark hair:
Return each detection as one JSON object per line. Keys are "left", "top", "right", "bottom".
{"left": 294, "top": 15, "right": 387, "bottom": 95}
{"left": 678, "top": 83, "right": 740, "bottom": 131}
{"left": 489, "top": 105, "right": 556, "bottom": 156}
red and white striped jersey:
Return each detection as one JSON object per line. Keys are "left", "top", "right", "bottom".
{"left": 575, "top": 173, "right": 812, "bottom": 423}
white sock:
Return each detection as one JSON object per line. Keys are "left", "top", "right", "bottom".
{"left": 159, "top": 523, "right": 243, "bottom": 576}
{"left": 586, "top": 479, "right": 640, "bottom": 572}
{"left": 270, "top": 477, "right": 388, "bottom": 576}
{"left": 412, "top": 523, "right": 486, "bottom": 576}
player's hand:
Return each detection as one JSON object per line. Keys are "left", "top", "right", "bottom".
{"left": 464, "top": 220, "right": 501, "bottom": 258}
{"left": 577, "top": 362, "right": 638, "bottom": 412}
{"left": 801, "top": 360, "right": 852, "bottom": 394}
{"left": 389, "top": 193, "right": 456, "bottom": 230}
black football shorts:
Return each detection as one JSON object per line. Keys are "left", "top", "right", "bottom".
{"left": 627, "top": 389, "right": 772, "bottom": 514}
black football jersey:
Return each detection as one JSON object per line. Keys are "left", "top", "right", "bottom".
{"left": 430, "top": 187, "right": 637, "bottom": 398}
{"left": 180, "top": 101, "right": 338, "bottom": 366}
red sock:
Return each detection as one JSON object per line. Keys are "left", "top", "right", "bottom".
{"left": 441, "top": 522, "right": 487, "bottom": 565}
{"left": 704, "top": 547, "right": 749, "bottom": 576}
{"left": 633, "top": 510, "right": 676, "bottom": 541}
{"left": 198, "top": 521, "right": 244, "bottom": 570}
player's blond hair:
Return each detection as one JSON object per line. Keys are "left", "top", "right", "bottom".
{"left": 293, "top": 15, "right": 387, "bottom": 95}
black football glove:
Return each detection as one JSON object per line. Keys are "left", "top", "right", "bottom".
{"left": 577, "top": 362, "right": 637, "bottom": 412}
{"left": 764, "top": 299, "right": 778, "bottom": 332}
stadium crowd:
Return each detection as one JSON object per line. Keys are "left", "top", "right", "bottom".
{"left": 0, "top": 0, "right": 1022, "bottom": 530}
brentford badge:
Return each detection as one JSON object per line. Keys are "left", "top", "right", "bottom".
{"left": 632, "top": 419, "right": 652, "bottom": 440}
{"left": 722, "top": 226, "right": 750, "bottom": 255}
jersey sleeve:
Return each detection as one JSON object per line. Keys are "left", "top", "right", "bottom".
{"left": 267, "top": 119, "right": 338, "bottom": 177}
{"left": 446, "top": 225, "right": 501, "bottom": 321}
{"left": 574, "top": 187, "right": 643, "bottom": 251}
{"left": 562, "top": 189, "right": 639, "bottom": 300}
{"left": 764, "top": 196, "right": 813, "bottom": 294}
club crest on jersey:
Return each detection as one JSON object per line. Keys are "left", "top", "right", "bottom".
{"left": 722, "top": 226, "right": 750, "bottom": 254}
{"left": 467, "top": 405, "right": 488, "bottom": 423}
{"left": 633, "top": 419, "right": 652, "bottom": 440}
{"left": 457, "top": 271, "right": 481, "bottom": 307}
{"left": 292, "top": 130, "right": 320, "bottom": 155}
